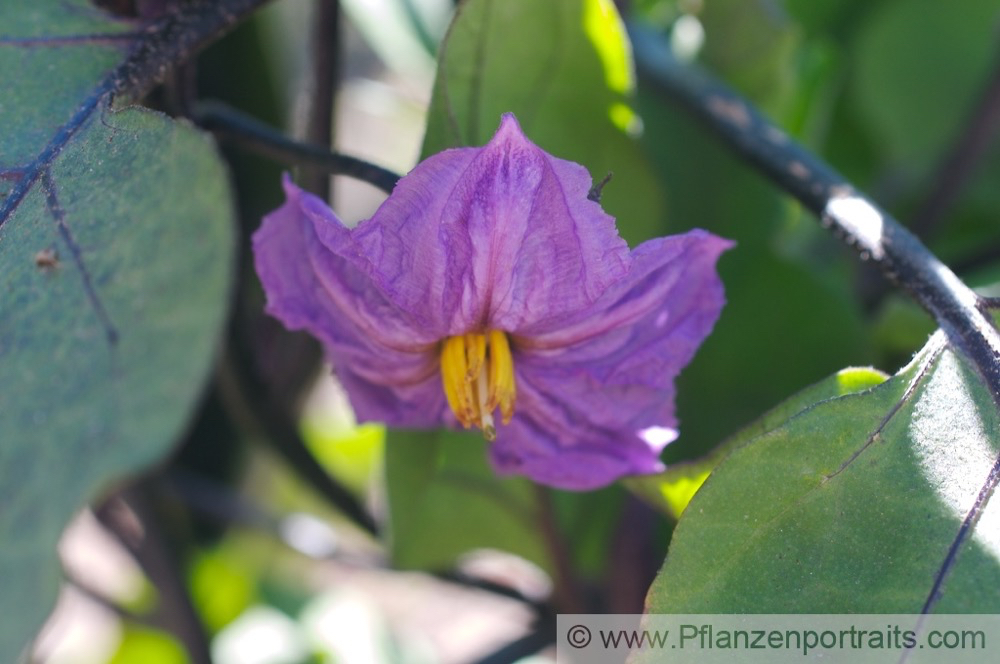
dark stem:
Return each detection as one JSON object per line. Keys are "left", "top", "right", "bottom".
{"left": 604, "top": 495, "right": 661, "bottom": 614}
{"left": 470, "top": 613, "right": 556, "bottom": 664}
{"left": 0, "top": 0, "right": 272, "bottom": 232}
{"left": 96, "top": 490, "right": 213, "bottom": 664}
{"left": 216, "top": 345, "right": 380, "bottom": 536}
{"left": 534, "top": 486, "right": 587, "bottom": 614}
{"left": 630, "top": 23, "right": 1000, "bottom": 402}
{"left": 298, "top": 0, "right": 340, "bottom": 200}
{"left": 629, "top": 22, "right": 1000, "bottom": 615}
{"left": 113, "top": 0, "right": 275, "bottom": 102}
{"left": 434, "top": 570, "right": 546, "bottom": 610}
{"left": 195, "top": 101, "right": 401, "bottom": 194}
{"left": 161, "top": 60, "right": 200, "bottom": 119}
{"left": 161, "top": 468, "right": 282, "bottom": 534}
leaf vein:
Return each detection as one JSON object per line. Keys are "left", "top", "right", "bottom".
{"left": 42, "top": 170, "right": 119, "bottom": 346}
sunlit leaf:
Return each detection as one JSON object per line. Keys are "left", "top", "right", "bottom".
{"left": 646, "top": 333, "right": 1000, "bottom": 612}
{"left": 627, "top": 367, "right": 887, "bottom": 518}
{"left": 0, "top": 3, "right": 233, "bottom": 658}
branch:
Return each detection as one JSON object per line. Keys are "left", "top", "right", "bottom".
{"left": 533, "top": 486, "right": 587, "bottom": 614}
{"left": 630, "top": 24, "right": 1000, "bottom": 402}
{"left": 195, "top": 101, "right": 402, "bottom": 194}
{"left": 96, "top": 491, "right": 213, "bottom": 664}
{"left": 297, "top": 0, "right": 341, "bottom": 199}
{"left": 628, "top": 21, "right": 1000, "bottom": 616}
{"left": 215, "top": 346, "right": 380, "bottom": 536}
{"left": 113, "top": 0, "right": 275, "bottom": 101}
{"left": 0, "top": 0, "right": 273, "bottom": 233}
{"left": 470, "top": 613, "right": 556, "bottom": 664}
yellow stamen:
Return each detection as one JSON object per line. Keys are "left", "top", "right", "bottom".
{"left": 487, "top": 329, "right": 516, "bottom": 424}
{"left": 440, "top": 330, "right": 517, "bottom": 440}
{"left": 440, "top": 335, "right": 471, "bottom": 426}
{"left": 464, "top": 332, "right": 486, "bottom": 381}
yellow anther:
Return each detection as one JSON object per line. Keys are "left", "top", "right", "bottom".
{"left": 487, "top": 329, "right": 516, "bottom": 424}
{"left": 464, "top": 332, "right": 486, "bottom": 381}
{"left": 439, "top": 330, "right": 517, "bottom": 439}
{"left": 440, "top": 335, "right": 472, "bottom": 426}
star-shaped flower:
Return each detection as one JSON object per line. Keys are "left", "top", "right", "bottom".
{"left": 253, "top": 114, "right": 732, "bottom": 490}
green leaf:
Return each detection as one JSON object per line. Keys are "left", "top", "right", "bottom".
{"left": 783, "top": 0, "right": 872, "bottom": 40}
{"left": 385, "top": 430, "right": 551, "bottom": 572}
{"left": 0, "top": 3, "right": 233, "bottom": 658}
{"left": 385, "top": 0, "right": 656, "bottom": 572}
{"left": 852, "top": 0, "right": 1000, "bottom": 170}
{"left": 697, "top": 0, "right": 802, "bottom": 117}
{"left": 422, "top": 0, "right": 665, "bottom": 245}
{"left": 627, "top": 367, "right": 887, "bottom": 519}
{"left": 646, "top": 333, "right": 1000, "bottom": 613}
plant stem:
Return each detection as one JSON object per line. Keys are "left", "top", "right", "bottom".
{"left": 630, "top": 23, "right": 1000, "bottom": 405}
{"left": 628, "top": 21, "right": 1000, "bottom": 616}
{"left": 216, "top": 346, "right": 380, "bottom": 535}
{"left": 534, "top": 486, "right": 587, "bottom": 614}
{"left": 298, "top": 0, "right": 341, "bottom": 200}
{"left": 470, "top": 614, "right": 556, "bottom": 664}
{"left": 195, "top": 101, "right": 401, "bottom": 194}
{"left": 96, "top": 490, "right": 213, "bottom": 664}
{"left": 113, "top": 0, "right": 275, "bottom": 101}
{"left": 0, "top": 0, "right": 273, "bottom": 232}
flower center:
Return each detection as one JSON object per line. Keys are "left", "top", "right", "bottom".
{"left": 440, "top": 330, "right": 516, "bottom": 440}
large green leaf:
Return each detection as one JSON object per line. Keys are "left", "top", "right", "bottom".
{"left": 385, "top": 430, "right": 551, "bottom": 572}
{"left": 384, "top": 0, "right": 657, "bottom": 572}
{"left": 626, "top": 367, "right": 888, "bottom": 519}
{"left": 0, "top": 2, "right": 233, "bottom": 658}
{"left": 646, "top": 332, "right": 1000, "bottom": 613}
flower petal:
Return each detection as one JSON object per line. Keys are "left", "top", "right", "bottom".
{"left": 252, "top": 176, "right": 447, "bottom": 426}
{"left": 349, "top": 113, "right": 631, "bottom": 335}
{"left": 489, "top": 379, "right": 668, "bottom": 490}
{"left": 490, "top": 230, "right": 733, "bottom": 489}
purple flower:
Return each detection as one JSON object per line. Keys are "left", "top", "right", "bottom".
{"left": 253, "top": 114, "right": 732, "bottom": 490}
